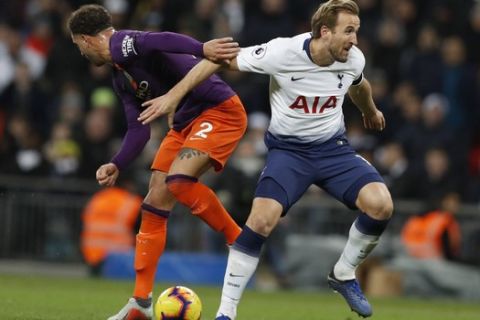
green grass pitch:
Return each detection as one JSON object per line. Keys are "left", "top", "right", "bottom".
{"left": 0, "top": 274, "right": 479, "bottom": 320}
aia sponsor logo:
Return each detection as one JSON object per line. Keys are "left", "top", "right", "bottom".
{"left": 288, "top": 95, "right": 337, "bottom": 114}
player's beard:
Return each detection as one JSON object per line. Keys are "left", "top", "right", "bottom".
{"left": 330, "top": 45, "right": 348, "bottom": 63}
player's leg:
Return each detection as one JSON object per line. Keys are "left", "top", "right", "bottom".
{"left": 166, "top": 96, "right": 247, "bottom": 244}
{"left": 133, "top": 171, "right": 176, "bottom": 300}
{"left": 166, "top": 149, "right": 241, "bottom": 244}
{"left": 319, "top": 147, "right": 393, "bottom": 317}
{"left": 216, "top": 148, "right": 312, "bottom": 320}
{"left": 333, "top": 182, "right": 393, "bottom": 281}
{"left": 327, "top": 181, "right": 392, "bottom": 318}
{"left": 216, "top": 195, "right": 283, "bottom": 320}
{"left": 107, "top": 171, "right": 175, "bottom": 320}
{"left": 108, "top": 134, "right": 180, "bottom": 320}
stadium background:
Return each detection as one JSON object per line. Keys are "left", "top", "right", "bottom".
{"left": 0, "top": 0, "right": 479, "bottom": 308}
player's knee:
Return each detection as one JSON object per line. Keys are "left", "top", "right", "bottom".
{"left": 366, "top": 194, "right": 393, "bottom": 220}
{"left": 248, "top": 216, "right": 276, "bottom": 236}
{"left": 247, "top": 207, "right": 281, "bottom": 236}
{"left": 165, "top": 174, "right": 198, "bottom": 198}
{"left": 150, "top": 179, "right": 169, "bottom": 196}
{"left": 357, "top": 183, "right": 394, "bottom": 220}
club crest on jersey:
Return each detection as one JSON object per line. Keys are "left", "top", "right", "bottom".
{"left": 337, "top": 73, "right": 344, "bottom": 88}
{"left": 289, "top": 95, "right": 337, "bottom": 114}
{"left": 121, "top": 35, "right": 137, "bottom": 57}
{"left": 251, "top": 45, "right": 267, "bottom": 59}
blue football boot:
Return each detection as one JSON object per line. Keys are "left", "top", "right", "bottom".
{"left": 215, "top": 315, "right": 232, "bottom": 320}
{"left": 327, "top": 271, "right": 372, "bottom": 318}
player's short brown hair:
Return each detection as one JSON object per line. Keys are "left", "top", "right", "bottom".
{"left": 67, "top": 4, "right": 112, "bottom": 36}
{"left": 311, "top": 0, "right": 360, "bottom": 38}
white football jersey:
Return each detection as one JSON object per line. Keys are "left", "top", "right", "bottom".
{"left": 237, "top": 32, "right": 365, "bottom": 143}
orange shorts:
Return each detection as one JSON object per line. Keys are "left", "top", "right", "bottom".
{"left": 152, "top": 95, "right": 247, "bottom": 172}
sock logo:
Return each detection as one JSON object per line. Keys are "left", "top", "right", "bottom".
{"left": 227, "top": 281, "right": 240, "bottom": 288}
{"left": 229, "top": 273, "right": 245, "bottom": 278}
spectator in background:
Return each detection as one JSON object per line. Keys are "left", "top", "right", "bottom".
{"left": 21, "top": 16, "right": 54, "bottom": 80}
{"left": 43, "top": 121, "right": 81, "bottom": 177}
{"left": 384, "top": 0, "right": 418, "bottom": 45}
{"left": 410, "top": 147, "right": 461, "bottom": 202}
{"left": 54, "top": 82, "right": 85, "bottom": 133}
{"left": 241, "top": 0, "right": 295, "bottom": 46}
{"left": 372, "top": 17, "right": 405, "bottom": 86}
{"left": 400, "top": 24, "right": 442, "bottom": 97}
{"left": 81, "top": 173, "right": 142, "bottom": 277}
{"left": 0, "top": 24, "right": 17, "bottom": 94}
{"left": 0, "top": 61, "right": 50, "bottom": 137}
{"left": 1, "top": 114, "right": 48, "bottom": 176}
{"left": 397, "top": 93, "right": 455, "bottom": 171}
{"left": 439, "top": 36, "right": 476, "bottom": 131}
{"left": 129, "top": 0, "right": 166, "bottom": 32}
{"left": 374, "top": 141, "right": 412, "bottom": 198}
{"left": 401, "top": 192, "right": 461, "bottom": 261}
{"left": 177, "top": 0, "right": 220, "bottom": 40}
{"left": 44, "top": 8, "right": 91, "bottom": 92}
{"left": 388, "top": 82, "right": 422, "bottom": 146}
{"left": 464, "top": 2, "right": 480, "bottom": 64}
{"left": 78, "top": 88, "right": 117, "bottom": 178}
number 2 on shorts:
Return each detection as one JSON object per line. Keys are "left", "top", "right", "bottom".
{"left": 193, "top": 122, "right": 213, "bottom": 139}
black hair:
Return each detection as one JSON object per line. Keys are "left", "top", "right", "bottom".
{"left": 67, "top": 4, "right": 112, "bottom": 35}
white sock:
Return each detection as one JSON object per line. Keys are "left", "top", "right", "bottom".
{"left": 334, "top": 222, "right": 379, "bottom": 280}
{"left": 216, "top": 246, "right": 260, "bottom": 319}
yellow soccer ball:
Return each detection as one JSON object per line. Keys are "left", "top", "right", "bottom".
{"left": 155, "top": 286, "right": 202, "bottom": 320}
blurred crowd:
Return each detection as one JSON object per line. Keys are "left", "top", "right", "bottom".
{"left": 0, "top": 0, "right": 479, "bottom": 208}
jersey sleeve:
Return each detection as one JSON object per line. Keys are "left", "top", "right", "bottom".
{"left": 350, "top": 46, "right": 366, "bottom": 86}
{"left": 110, "top": 78, "right": 151, "bottom": 170}
{"left": 111, "top": 31, "right": 204, "bottom": 65}
{"left": 351, "top": 73, "right": 363, "bottom": 86}
{"left": 236, "top": 38, "right": 287, "bottom": 75}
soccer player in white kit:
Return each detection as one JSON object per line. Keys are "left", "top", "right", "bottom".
{"left": 139, "top": 1, "right": 393, "bottom": 318}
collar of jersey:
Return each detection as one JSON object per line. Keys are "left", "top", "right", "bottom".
{"left": 303, "top": 34, "right": 314, "bottom": 63}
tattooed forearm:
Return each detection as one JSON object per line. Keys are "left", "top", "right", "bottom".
{"left": 178, "top": 148, "right": 206, "bottom": 160}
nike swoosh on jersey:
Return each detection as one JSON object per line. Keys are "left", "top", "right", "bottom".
{"left": 291, "top": 76, "right": 305, "bottom": 81}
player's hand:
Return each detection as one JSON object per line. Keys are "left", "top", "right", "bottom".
{"left": 139, "top": 93, "right": 180, "bottom": 127}
{"left": 203, "top": 37, "right": 239, "bottom": 63}
{"left": 362, "top": 109, "right": 385, "bottom": 131}
{"left": 96, "top": 163, "right": 119, "bottom": 187}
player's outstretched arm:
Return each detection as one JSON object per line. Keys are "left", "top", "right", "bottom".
{"left": 348, "top": 78, "right": 385, "bottom": 131}
{"left": 139, "top": 59, "right": 239, "bottom": 126}
{"left": 142, "top": 32, "right": 239, "bottom": 62}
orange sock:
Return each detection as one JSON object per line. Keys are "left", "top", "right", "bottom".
{"left": 133, "top": 210, "right": 168, "bottom": 299}
{"left": 166, "top": 175, "right": 241, "bottom": 244}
